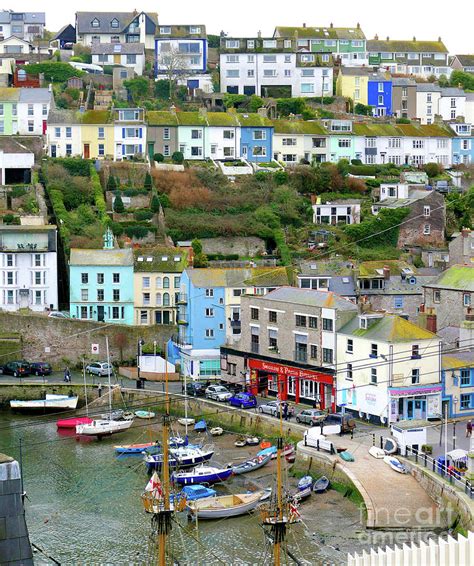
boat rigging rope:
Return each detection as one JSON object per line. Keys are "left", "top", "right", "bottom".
{"left": 31, "top": 542, "right": 61, "bottom": 565}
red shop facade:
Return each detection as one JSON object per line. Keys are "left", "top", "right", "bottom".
{"left": 248, "top": 358, "right": 335, "bottom": 411}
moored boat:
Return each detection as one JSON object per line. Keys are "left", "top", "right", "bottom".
{"left": 144, "top": 445, "right": 215, "bottom": 472}
{"left": 56, "top": 416, "right": 93, "bottom": 429}
{"left": 313, "top": 476, "right": 330, "bottom": 493}
{"left": 186, "top": 491, "right": 264, "bottom": 519}
{"left": 383, "top": 437, "right": 398, "bottom": 455}
{"left": 232, "top": 453, "right": 272, "bottom": 475}
{"left": 383, "top": 455, "right": 408, "bottom": 474}
{"left": 292, "top": 486, "right": 312, "bottom": 502}
{"left": 11, "top": 394, "right": 79, "bottom": 412}
{"left": 210, "top": 427, "right": 223, "bottom": 436}
{"left": 245, "top": 436, "right": 259, "bottom": 445}
{"left": 297, "top": 475, "right": 313, "bottom": 491}
{"left": 258, "top": 445, "right": 277, "bottom": 459}
{"left": 170, "top": 484, "right": 217, "bottom": 505}
{"left": 135, "top": 410, "right": 155, "bottom": 419}
{"left": 115, "top": 442, "right": 157, "bottom": 455}
{"left": 234, "top": 436, "right": 247, "bottom": 447}
{"left": 340, "top": 450, "right": 355, "bottom": 462}
{"left": 194, "top": 420, "right": 207, "bottom": 432}
{"left": 369, "top": 446, "right": 385, "bottom": 459}
{"left": 172, "top": 465, "right": 233, "bottom": 485}
{"left": 178, "top": 418, "right": 195, "bottom": 427}
{"left": 76, "top": 418, "right": 133, "bottom": 437}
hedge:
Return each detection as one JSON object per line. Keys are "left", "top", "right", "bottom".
{"left": 22, "top": 62, "right": 84, "bottom": 82}
{"left": 51, "top": 157, "right": 92, "bottom": 177}
{"left": 207, "top": 253, "right": 240, "bottom": 261}
{"left": 90, "top": 165, "right": 108, "bottom": 225}
{"left": 273, "top": 228, "right": 292, "bottom": 266}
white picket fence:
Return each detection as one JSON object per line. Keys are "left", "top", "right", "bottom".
{"left": 348, "top": 531, "right": 474, "bottom": 566}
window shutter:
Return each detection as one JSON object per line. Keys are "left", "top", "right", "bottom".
{"left": 139, "top": 144, "right": 142, "bottom": 153}
{"left": 122, "top": 127, "right": 126, "bottom": 138}
{"left": 139, "top": 129, "right": 142, "bottom": 138}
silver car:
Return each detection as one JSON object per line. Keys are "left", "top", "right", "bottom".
{"left": 205, "top": 385, "right": 232, "bottom": 402}
{"left": 258, "top": 400, "right": 284, "bottom": 417}
{"left": 86, "top": 362, "right": 114, "bottom": 377}
{"left": 296, "top": 409, "right": 326, "bottom": 426}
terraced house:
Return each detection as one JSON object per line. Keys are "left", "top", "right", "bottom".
{"left": 220, "top": 35, "right": 333, "bottom": 97}
{"left": 146, "top": 111, "right": 179, "bottom": 160}
{"left": 450, "top": 123, "right": 473, "bottom": 166}
{"left": 133, "top": 248, "right": 187, "bottom": 326}
{"left": 0, "top": 87, "right": 52, "bottom": 136}
{"left": 416, "top": 84, "right": 466, "bottom": 125}
{"left": 113, "top": 107, "right": 146, "bottom": 161}
{"left": 337, "top": 68, "right": 393, "bottom": 115}
{"left": 367, "top": 36, "right": 451, "bottom": 78}
{"left": 272, "top": 119, "right": 328, "bottom": 164}
{"left": 274, "top": 23, "right": 368, "bottom": 66}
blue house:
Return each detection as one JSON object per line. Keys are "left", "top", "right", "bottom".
{"left": 238, "top": 114, "right": 274, "bottom": 163}
{"left": 450, "top": 123, "right": 473, "bottom": 166}
{"left": 442, "top": 351, "right": 474, "bottom": 418}
{"left": 69, "top": 229, "right": 135, "bottom": 325}
{"left": 368, "top": 73, "right": 392, "bottom": 117}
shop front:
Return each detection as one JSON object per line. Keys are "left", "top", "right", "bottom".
{"left": 248, "top": 358, "right": 335, "bottom": 411}
{"left": 388, "top": 384, "right": 442, "bottom": 423}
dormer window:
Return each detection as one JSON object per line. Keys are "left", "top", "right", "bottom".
{"left": 91, "top": 18, "right": 100, "bottom": 28}
{"left": 359, "top": 317, "right": 367, "bottom": 329}
{"left": 190, "top": 26, "right": 201, "bottom": 34}
{"left": 110, "top": 18, "right": 119, "bottom": 29}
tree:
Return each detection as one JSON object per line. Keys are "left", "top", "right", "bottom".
{"left": 123, "top": 77, "right": 150, "bottom": 104}
{"left": 192, "top": 239, "right": 208, "bottom": 267}
{"left": 450, "top": 70, "right": 474, "bottom": 91}
{"left": 191, "top": 239, "right": 203, "bottom": 255}
{"left": 107, "top": 175, "right": 118, "bottom": 190}
{"left": 172, "top": 151, "right": 184, "bottom": 164}
{"left": 154, "top": 79, "right": 170, "bottom": 99}
{"left": 153, "top": 153, "right": 164, "bottom": 163}
{"left": 113, "top": 332, "right": 129, "bottom": 363}
{"left": 113, "top": 194, "right": 125, "bottom": 213}
{"left": 423, "top": 162, "right": 443, "bottom": 178}
{"left": 438, "top": 74, "right": 450, "bottom": 87}
{"left": 144, "top": 171, "right": 153, "bottom": 190}
{"left": 150, "top": 193, "right": 161, "bottom": 213}
{"left": 157, "top": 46, "right": 191, "bottom": 101}
{"left": 354, "top": 103, "right": 372, "bottom": 116}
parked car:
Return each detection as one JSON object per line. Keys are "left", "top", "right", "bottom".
{"left": 258, "top": 400, "right": 283, "bottom": 417}
{"left": 186, "top": 382, "right": 206, "bottom": 397}
{"left": 228, "top": 392, "right": 257, "bottom": 409}
{"left": 295, "top": 409, "right": 326, "bottom": 426}
{"left": 323, "top": 413, "right": 356, "bottom": 433}
{"left": 86, "top": 362, "right": 113, "bottom": 377}
{"left": 205, "top": 385, "right": 232, "bottom": 402}
{"left": 1, "top": 361, "right": 31, "bottom": 377}
{"left": 30, "top": 362, "right": 52, "bottom": 376}
{"left": 226, "top": 382, "right": 243, "bottom": 394}
{"left": 48, "top": 311, "right": 69, "bottom": 319}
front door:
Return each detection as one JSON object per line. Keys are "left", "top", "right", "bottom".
{"left": 407, "top": 399, "right": 414, "bottom": 419}
{"left": 163, "top": 311, "right": 170, "bottom": 325}
{"left": 114, "top": 54, "right": 121, "bottom": 65}
{"left": 42, "top": 120, "right": 47, "bottom": 135}
{"left": 148, "top": 142, "right": 155, "bottom": 160}
{"left": 51, "top": 145, "right": 57, "bottom": 158}
{"left": 97, "top": 306, "right": 104, "bottom": 322}
{"left": 84, "top": 144, "right": 90, "bottom": 159}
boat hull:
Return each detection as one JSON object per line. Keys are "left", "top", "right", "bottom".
{"left": 135, "top": 411, "right": 155, "bottom": 419}
{"left": 313, "top": 476, "right": 330, "bottom": 493}
{"left": 115, "top": 442, "right": 157, "bottom": 455}
{"left": 145, "top": 449, "right": 214, "bottom": 472}
{"left": 172, "top": 467, "right": 233, "bottom": 485}
{"left": 57, "top": 417, "right": 93, "bottom": 429}
{"left": 187, "top": 492, "right": 263, "bottom": 519}
{"left": 232, "top": 453, "right": 271, "bottom": 475}
{"left": 11, "top": 395, "right": 79, "bottom": 412}
{"left": 76, "top": 419, "right": 133, "bottom": 437}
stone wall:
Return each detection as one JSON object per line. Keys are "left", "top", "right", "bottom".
{"left": 0, "top": 312, "right": 175, "bottom": 368}
{"left": 0, "top": 454, "right": 33, "bottom": 565}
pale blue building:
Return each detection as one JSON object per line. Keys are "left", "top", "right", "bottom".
{"left": 450, "top": 123, "right": 473, "bottom": 166}
{"left": 69, "top": 229, "right": 134, "bottom": 325}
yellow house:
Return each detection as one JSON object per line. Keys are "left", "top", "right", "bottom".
{"left": 133, "top": 248, "right": 188, "bottom": 326}
{"left": 336, "top": 68, "right": 369, "bottom": 106}
{"left": 80, "top": 111, "right": 115, "bottom": 160}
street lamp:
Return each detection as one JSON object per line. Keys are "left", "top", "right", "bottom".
{"left": 136, "top": 339, "right": 145, "bottom": 389}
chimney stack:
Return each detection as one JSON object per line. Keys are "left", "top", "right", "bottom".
{"left": 386, "top": 36, "right": 389, "bottom": 41}
{"left": 413, "top": 36, "right": 416, "bottom": 42}
{"left": 330, "top": 22, "right": 333, "bottom": 28}
{"left": 383, "top": 265, "right": 391, "bottom": 280}
{"left": 438, "top": 36, "right": 442, "bottom": 42}
{"left": 374, "top": 34, "right": 379, "bottom": 41}
{"left": 357, "top": 22, "right": 360, "bottom": 29}
{"left": 462, "top": 227, "right": 471, "bottom": 238}
{"left": 426, "top": 313, "right": 437, "bottom": 333}
{"left": 303, "top": 22, "right": 306, "bottom": 28}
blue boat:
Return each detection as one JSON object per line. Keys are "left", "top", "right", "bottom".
{"left": 313, "top": 476, "right": 330, "bottom": 493}
{"left": 171, "top": 484, "right": 216, "bottom": 504}
{"left": 194, "top": 420, "right": 207, "bottom": 432}
{"left": 144, "top": 445, "right": 214, "bottom": 473}
{"left": 257, "top": 446, "right": 277, "bottom": 459}
{"left": 115, "top": 442, "right": 157, "bottom": 455}
{"left": 172, "top": 465, "right": 233, "bottom": 485}
{"left": 298, "top": 475, "right": 313, "bottom": 491}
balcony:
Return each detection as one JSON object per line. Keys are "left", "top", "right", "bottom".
{"left": 294, "top": 349, "right": 307, "bottom": 363}
{"left": 177, "top": 293, "right": 188, "bottom": 304}
{"left": 172, "top": 333, "right": 193, "bottom": 348}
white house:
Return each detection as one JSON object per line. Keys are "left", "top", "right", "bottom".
{"left": 47, "top": 110, "right": 82, "bottom": 157}
{"left": 91, "top": 43, "right": 145, "bottom": 75}
{"left": 312, "top": 198, "right": 361, "bottom": 225}
{"left": 416, "top": 84, "right": 466, "bottom": 124}
{"left": 0, "top": 11, "right": 45, "bottom": 42}
{"left": 0, "top": 222, "right": 58, "bottom": 312}
{"left": 75, "top": 11, "right": 158, "bottom": 49}
{"left": 206, "top": 123, "right": 241, "bottom": 161}
{"left": 0, "top": 137, "right": 34, "bottom": 184}
{"left": 336, "top": 313, "right": 442, "bottom": 424}
{"left": 220, "top": 37, "right": 333, "bottom": 97}
{"left": 18, "top": 88, "right": 52, "bottom": 135}
{"left": 438, "top": 88, "right": 466, "bottom": 122}
{"left": 0, "top": 35, "right": 33, "bottom": 56}
{"left": 113, "top": 107, "right": 146, "bottom": 160}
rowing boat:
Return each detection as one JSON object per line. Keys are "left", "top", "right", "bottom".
{"left": 186, "top": 491, "right": 263, "bottom": 519}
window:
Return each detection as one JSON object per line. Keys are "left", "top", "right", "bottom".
{"left": 81, "top": 289, "right": 88, "bottom": 301}
{"left": 34, "top": 291, "right": 42, "bottom": 305}
{"left": 54, "top": 127, "right": 61, "bottom": 138}
{"left": 464, "top": 293, "right": 471, "bottom": 307}
{"left": 322, "top": 318, "right": 333, "bottom": 331}
{"left": 301, "top": 83, "right": 315, "bottom": 93}
{"left": 205, "top": 328, "right": 214, "bottom": 339}
{"left": 65, "top": 127, "right": 72, "bottom": 138}
{"left": 282, "top": 154, "right": 297, "bottom": 162}
{"left": 91, "top": 18, "right": 100, "bottom": 28}
{"left": 347, "top": 363, "right": 353, "bottom": 380}
{"left": 27, "top": 104, "right": 34, "bottom": 116}
{"left": 81, "top": 273, "right": 88, "bottom": 284}
{"left": 141, "top": 277, "right": 150, "bottom": 289}
{"left": 95, "top": 273, "right": 104, "bottom": 285}
{"left": 96, "top": 126, "right": 105, "bottom": 140}
{"left": 282, "top": 138, "right": 297, "bottom": 146}
{"left": 143, "top": 293, "right": 150, "bottom": 305}
{"left": 253, "top": 146, "right": 266, "bottom": 156}
{"left": 310, "top": 345, "right": 318, "bottom": 360}
{"left": 263, "top": 40, "right": 277, "bottom": 49}
{"left": 247, "top": 40, "right": 255, "bottom": 49}
{"left": 191, "top": 129, "right": 202, "bottom": 139}
{"left": 205, "top": 308, "right": 214, "bottom": 317}
{"left": 251, "top": 307, "right": 259, "bottom": 321}
{"left": 113, "top": 289, "right": 120, "bottom": 301}
{"left": 226, "top": 70, "right": 240, "bottom": 79}
{"left": 284, "top": 55, "right": 291, "bottom": 63}
{"left": 263, "top": 54, "right": 276, "bottom": 63}
{"left": 295, "top": 314, "right": 307, "bottom": 327}
{"left": 253, "top": 130, "right": 266, "bottom": 140}
{"left": 338, "top": 139, "right": 351, "bottom": 148}
{"left": 28, "top": 121, "right": 34, "bottom": 133}
{"left": 308, "top": 316, "right": 317, "bottom": 329}
{"left": 451, "top": 109, "right": 456, "bottom": 120}
{"left": 248, "top": 69, "right": 255, "bottom": 78}
{"left": 97, "top": 143, "right": 104, "bottom": 157}
{"left": 268, "top": 328, "right": 278, "bottom": 350}
{"left": 163, "top": 145, "right": 170, "bottom": 156}
{"left": 461, "top": 394, "right": 471, "bottom": 410}
{"left": 388, "top": 138, "right": 401, "bottom": 148}
{"left": 378, "top": 82, "right": 384, "bottom": 92}
{"left": 42, "top": 104, "right": 48, "bottom": 116}
{"left": 98, "top": 54, "right": 109, "bottom": 63}
{"left": 263, "top": 69, "right": 277, "bottom": 77}
{"left": 301, "top": 69, "right": 315, "bottom": 77}
{"left": 126, "top": 54, "right": 137, "bottom": 65}
{"left": 205, "top": 289, "right": 214, "bottom": 297}
{"left": 112, "top": 307, "right": 121, "bottom": 319}
{"left": 226, "top": 40, "right": 240, "bottom": 49}
{"left": 378, "top": 95, "right": 384, "bottom": 105}
{"left": 268, "top": 311, "right": 277, "bottom": 323}
{"left": 323, "top": 348, "right": 333, "bottom": 363}
{"left": 371, "top": 368, "right": 377, "bottom": 384}
{"left": 460, "top": 369, "right": 470, "bottom": 386}
{"left": 226, "top": 55, "right": 239, "bottom": 63}
{"left": 346, "top": 339, "right": 353, "bottom": 353}
{"left": 422, "top": 205, "right": 431, "bottom": 217}
{"left": 434, "top": 290, "right": 441, "bottom": 303}
{"left": 113, "top": 273, "right": 120, "bottom": 283}
{"left": 423, "top": 224, "right": 431, "bottom": 235}
{"left": 393, "top": 296, "right": 404, "bottom": 309}
{"left": 413, "top": 140, "right": 424, "bottom": 149}
{"left": 411, "top": 369, "right": 420, "bottom": 384}
{"left": 284, "top": 69, "right": 291, "bottom": 77}
{"left": 174, "top": 276, "right": 180, "bottom": 288}
{"left": 6, "top": 255, "right": 13, "bottom": 267}
{"left": 97, "top": 289, "right": 104, "bottom": 302}
{"left": 80, "top": 306, "right": 88, "bottom": 319}
{"left": 370, "top": 343, "right": 378, "bottom": 358}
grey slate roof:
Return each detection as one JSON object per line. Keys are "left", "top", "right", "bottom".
{"left": 0, "top": 11, "right": 45, "bottom": 24}
{"left": 340, "top": 66, "right": 377, "bottom": 76}
{"left": 392, "top": 78, "right": 417, "bottom": 86}
{"left": 440, "top": 87, "right": 465, "bottom": 97}
{"left": 70, "top": 248, "right": 133, "bottom": 266}
{"left": 76, "top": 12, "right": 158, "bottom": 35}
{"left": 91, "top": 42, "right": 144, "bottom": 55}
{"left": 416, "top": 84, "right": 442, "bottom": 92}
{"left": 19, "top": 88, "right": 52, "bottom": 103}
{"left": 262, "top": 287, "right": 358, "bottom": 311}
{"left": 0, "top": 138, "right": 33, "bottom": 154}
{"left": 47, "top": 109, "right": 81, "bottom": 124}
{"left": 328, "top": 276, "right": 357, "bottom": 297}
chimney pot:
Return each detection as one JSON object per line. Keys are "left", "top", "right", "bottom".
{"left": 386, "top": 36, "right": 389, "bottom": 41}
{"left": 413, "top": 36, "right": 416, "bottom": 42}
{"left": 303, "top": 22, "right": 306, "bottom": 28}
{"left": 438, "top": 36, "right": 441, "bottom": 42}
{"left": 357, "top": 22, "right": 360, "bottom": 29}
{"left": 383, "top": 265, "right": 391, "bottom": 279}
{"left": 374, "top": 34, "right": 379, "bottom": 41}
{"left": 330, "top": 22, "right": 333, "bottom": 28}
{"left": 461, "top": 227, "right": 471, "bottom": 237}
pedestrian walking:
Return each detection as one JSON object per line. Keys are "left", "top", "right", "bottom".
{"left": 283, "top": 402, "right": 289, "bottom": 421}
{"left": 466, "top": 420, "right": 472, "bottom": 438}
{"left": 63, "top": 366, "right": 71, "bottom": 383}
{"left": 288, "top": 405, "right": 295, "bottom": 421}
{"left": 98, "top": 383, "right": 102, "bottom": 398}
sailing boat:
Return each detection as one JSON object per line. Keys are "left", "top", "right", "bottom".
{"left": 57, "top": 359, "right": 93, "bottom": 429}
{"left": 76, "top": 337, "right": 134, "bottom": 438}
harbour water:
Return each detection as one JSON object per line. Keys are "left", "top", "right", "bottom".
{"left": 0, "top": 412, "right": 365, "bottom": 565}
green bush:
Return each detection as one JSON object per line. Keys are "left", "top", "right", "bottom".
{"left": 249, "top": 95, "right": 265, "bottom": 112}
{"left": 113, "top": 194, "right": 125, "bottom": 213}
{"left": 223, "top": 93, "right": 248, "bottom": 108}
{"left": 423, "top": 162, "right": 443, "bottom": 178}
{"left": 124, "top": 225, "right": 150, "bottom": 239}
{"left": 107, "top": 175, "right": 118, "bottom": 190}
{"left": 153, "top": 153, "right": 165, "bottom": 163}
{"left": 134, "top": 210, "right": 153, "bottom": 221}
{"left": 150, "top": 193, "right": 161, "bottom": 213}
{"left": 172, "top": 151, "right": 184, "bottom": 164}
{"left": 2, "top": 213, "right": 19, "bottom": 225}
{"left": 10, "top": 186, "right": 28, "bottom": 199}
{"left": 351, "top": 159, "right": 363, "bottom": 166}
{"left": 273, "top": 170, "right": 289, "bottom": 185}
{"left": 276, "top": 98, "right": 306, "bottom": 116}
{"left": 344, "top": 207, "right": 410, "bottom": 248}
{"left": 144, "top": 172, "right": 153, "bottom": 190}
{"left": 154, "top": 80, "right": 170, "bottom": 99}
{"left": 123, "top": 77, "right": 150, "bottom": 103}
{"left": 396, "top": 118, "right": 411, "bottom": 124}
{"left": 354, "top": 103, "right": 373, "bottom": 116}
{"left": 90, "top": 166, "right": 108, "bottom": 223}
{"left": 51, "top": 158, "right": 91, "bottom": 177}
{"left": 22, "top": 62, "right": 83, "bottom": 82}
{"left": 273, "top": 228, "right": 292, "bottom": 265}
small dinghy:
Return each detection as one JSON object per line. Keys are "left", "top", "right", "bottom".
{"left": 260, "top": 441, "right": 272, "bottom": 450}
{"left": 187, "top": 491, "right": 264, "bottom": 519}
{"left": 313, "top": 476, "right": 330, "bottom": 493}
{"left": 115, "top": 442, "right": 157, "bottom": 455}
{"left": 178, "top": 418, "right": 195, "bottom": 427}
{"left": 57, "top": 416, "right": 93, "bottom": 429}
{"left": 135, "top": 410, "right": 155, "bottom": 419}
{"left": 234, "top": 436, "right": 247, "bottom": 447}
{"left": 194, "top": 420, "right": 207, "bottom": 432}
{"left": 171, "top": 484, "right": 216, "bottom": 505}
{"left": 210, "top": 427, "right": 223, "bottom": 436}
{"left": 339, "top": 451, "right": 355, "bottom": 462}
{"left": 384, "top": 456, "right": 408, "bottom": 474}
{"left": 284, "top": 444, "right": 296, "bottom": 463}
{"left": 257, "top": 446, "right": 277, "bottom": 459}
{"left": 292, "top": 486, "right": 312, "bottom": 502}
{"left": 172, "top": 465, "right": 233, "bottom": 485}
{"left": 298, "top": 475, "right": 313, "bottom": 491}
{"left": 383, "top": 437, "right": 398, "bottom": 455}
{"left": 259, "top": 487, "right": 272, "bottom": 502}
{"left": 246, "top": 436, "right": 259, "bottom": 445}
{"left": 369, "top": 446, "right": 385, "bottom": 459}
{"left": 232, "top": 453, "right": 272, "bottom": 475}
